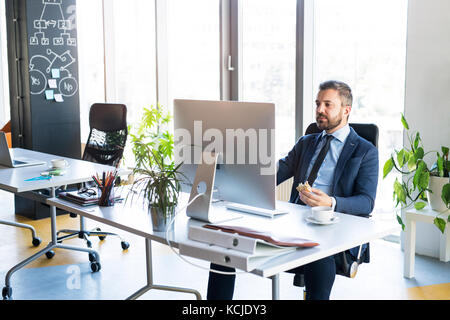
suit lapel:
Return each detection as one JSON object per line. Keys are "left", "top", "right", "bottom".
{"left": 332, "top": 128, "right": 359, "bottom": 193}
{"left": 297, "top": 133, "right": 322, "bottom": 182}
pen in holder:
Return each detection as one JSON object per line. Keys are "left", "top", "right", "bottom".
{"left": 93, "top": 171, "right": 117, "bottom": 207}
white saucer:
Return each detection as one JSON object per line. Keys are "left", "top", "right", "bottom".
{"left": 305, "top": 215, "right": 340, "bottom": 225}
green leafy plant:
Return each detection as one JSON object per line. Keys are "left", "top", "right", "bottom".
{"left": 383, "top": 113, "right": 450, "bottom": 233}
{"left": 129, "top": 103, "right": 175, "bottom": 169}
{"left": 127, "top": 104, "right": 184, "bottom": 218}
{"left": 130, "top": 144, "right": 182, "bottom": 215}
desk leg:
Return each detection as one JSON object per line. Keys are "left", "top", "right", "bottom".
{"left": 271, "top": 274, "right": 280, "bottom": 300}
{"left": 127, "top": 238, "right": 202, "bottom": 300}
{"left": 47, "top": 188, "right": 101, "bottom": 262}
{"left": 2, "top": 187, "right": 101, "bottom": 299}
{"left": 404, "top": 217, "right": 416, "bottom": 279}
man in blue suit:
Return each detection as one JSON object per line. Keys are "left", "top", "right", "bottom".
{"left": 207, "top": 80, "right": 379, "bottom": 300}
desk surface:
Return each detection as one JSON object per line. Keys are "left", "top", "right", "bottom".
{"left": 0, "top": 148, "right": 122, "bottom": 193}
{"left": 47, "top": 192, "right": 398, "bottom": 278}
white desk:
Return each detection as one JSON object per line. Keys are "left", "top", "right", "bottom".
{"left": 0, "top": 148, "right": 124, "bottom": 299}
{"left": 47, "top": 193, "right": 397, "bottom": 300}
{"left": 403, "top": 206, "right": 450, "bottom": 279}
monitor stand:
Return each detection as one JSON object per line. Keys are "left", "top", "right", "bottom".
{"left": 186, "top": 152, "right": 241, "bottom": 223}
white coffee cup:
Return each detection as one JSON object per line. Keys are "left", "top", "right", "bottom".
{"left": 311, "top": 206, "right": 335, "bottom": 222}
{"left": 51, "top": 158, "right": 69, "bottom": 169}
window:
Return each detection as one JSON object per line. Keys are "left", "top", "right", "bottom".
{"left": 108, "top": 0, "right": 157, "bottom": 126}
{"left": 77, "top": 0, "right": 105, "bottom": 142}
{"left": 241, "top": 0, "right": 297, "bottom": 158}
{"left": 166, "top": 0, "right": 221, "bottom": 107}
{"left": 311, "top": 0, "right": 408, "bottom": 219}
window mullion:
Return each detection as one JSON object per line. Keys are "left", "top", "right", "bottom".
{"left": 300, "top": 0, "right": 315, "bottom": 139}
{"left": 229, "top": 0, "right": 242, "bottom": 101}
{"left": 219, "top": 0, "right": 231, "bottom": 101}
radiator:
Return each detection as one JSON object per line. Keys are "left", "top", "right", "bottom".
{"left": 276, "top": 177, "right": 293, "bottom": 202}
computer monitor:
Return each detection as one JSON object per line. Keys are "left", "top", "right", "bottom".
{"left": 173, "top": 99, "right": 276, "bottom": 210}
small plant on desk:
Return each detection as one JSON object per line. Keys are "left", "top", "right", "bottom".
{"left": 127, "top": 104, "right": 186, "bottom": 231}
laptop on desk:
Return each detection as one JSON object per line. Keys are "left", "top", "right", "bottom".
{"left": 0, "top": 132, "right": 46, "bottom": 168}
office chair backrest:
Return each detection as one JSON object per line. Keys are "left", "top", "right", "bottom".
{"left": 89, "top": 103, "right": 127, "bottom": 132}
{"left": 83, "top": 103, "right": 128, "bottom": 167}
{"left": 305, "top": 122, "right": 379, "bottom": 148}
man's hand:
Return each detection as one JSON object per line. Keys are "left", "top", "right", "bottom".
{"left": 299, "top": 187, "right": 332, "bottom": 207}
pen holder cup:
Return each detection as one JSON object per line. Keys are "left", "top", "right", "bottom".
{"left": 98, "top": 186, "right": 115, "bottom": 207}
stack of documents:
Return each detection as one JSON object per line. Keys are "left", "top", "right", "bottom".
{"left": 179, "top": 224, "right": 318, "bottom": 272}
{"left": 58, "top": 190, "right": 100, "bottom": 206}
{"left": 58, "top": 190, "right": 121, "bottom": 207}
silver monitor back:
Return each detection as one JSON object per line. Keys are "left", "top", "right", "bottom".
{"left": 0, "top": 132, "right": 13, "bottom": 167}
{"left": 173, "top": 99, "right": 276, "bottom": 210}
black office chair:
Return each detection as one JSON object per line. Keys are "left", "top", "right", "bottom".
{"left": 292, "top": 122, "right": 379, "bottom": 295}
{"left": 52, "top": 103, "right": 130, "bottom": 259}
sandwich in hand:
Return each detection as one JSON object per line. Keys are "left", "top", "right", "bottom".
{"left": 296, "top": 181, "right": 312, "bottom": 193}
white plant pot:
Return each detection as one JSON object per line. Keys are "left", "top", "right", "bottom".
{"left": 427, "top": 175, "right": 449, "bottom": 212}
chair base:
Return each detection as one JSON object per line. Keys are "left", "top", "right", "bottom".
{"left": 56, "top": 228, "right": 130, "bottom": 251}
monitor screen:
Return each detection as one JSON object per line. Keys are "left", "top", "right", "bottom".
{"left": 173, "top": 99, "right": 276, "bottom": 210}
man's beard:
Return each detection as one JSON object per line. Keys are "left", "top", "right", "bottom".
{"left": 316, "top": 113, "right": 343, "bottom": 131}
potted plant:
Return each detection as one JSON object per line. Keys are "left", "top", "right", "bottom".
{"left": 383, "top": 113, "right": 450, "bottom": 233}
{"left": 127, "top": 104, "right": 184, "bottom": 232}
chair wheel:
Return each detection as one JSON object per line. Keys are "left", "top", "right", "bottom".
{"left": 88, "top": 252, "right": 96, "bottom": 262}
{"left": 69, "top": 213, "right": 77, "bottom": 218}
{"left": 90, "top": 261, "right": 101, "bottom": 272}
{"left": 45, "top": 250, "right": 55, "bottom": 259}
{"left": 96, "top": 228, "right": 106, "bottom": 241}
{"left": 32, "top": 237, "right": 41, "bottom": 247}
{"left": 121, "top": 241, "right": 130, "bottom": 250}
{"left": 2, "top": 286, "right": 12, "bottom": 300}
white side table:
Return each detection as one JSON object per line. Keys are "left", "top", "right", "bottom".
{"left": 404, "top": 206, "right": 450, "bottom": 279}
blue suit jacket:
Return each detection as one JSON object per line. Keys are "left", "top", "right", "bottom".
{"left": 277, "top": 127, "right": 379, "bottom": 216}
{"left": 277, "top": 127, "right": 379, "bottom": 260}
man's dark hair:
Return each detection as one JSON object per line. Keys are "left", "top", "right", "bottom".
{"left": 319, "top": 80, "right": 353, "bottom": 107}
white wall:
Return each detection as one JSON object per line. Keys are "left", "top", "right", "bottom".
{"left": 402, "top": 0, "right": 450, "bottom": 258}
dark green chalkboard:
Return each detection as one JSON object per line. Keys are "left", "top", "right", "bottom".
{"left": 26, "top": 0, "right": 80, "bottom": 158}
{"left": 6, "top": 0, "right": 81, "bottom": 158}
{"left": 5, "top": 0, "right": 82, "bottom": 219}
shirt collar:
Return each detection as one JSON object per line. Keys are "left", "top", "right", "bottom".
{"left": 321, "top": 124, "right": 350, "bottom": 143}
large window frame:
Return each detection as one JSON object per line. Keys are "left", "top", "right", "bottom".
{"left": 223, "top": 0, "right": 306, "bottom": 139}
{"left": 0, "top": 0, "right": 407, "bottom": 227}
{"left": 84, "top": 0, "right": 306, "bottom": 139}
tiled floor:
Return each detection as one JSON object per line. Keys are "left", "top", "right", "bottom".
{"left": 0, "top": 190, "right": 449, "bottom": 300}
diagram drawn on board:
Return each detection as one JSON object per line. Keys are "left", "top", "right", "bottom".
{"left": 28, "top": 0, "right": 78, "bottom": 98}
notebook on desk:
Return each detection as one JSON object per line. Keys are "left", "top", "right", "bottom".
{"left": 0, "top": 132, "right": 46, "bottom": 168}
{"left": 58, "top": 189, "right": 122, "bottom": 207}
